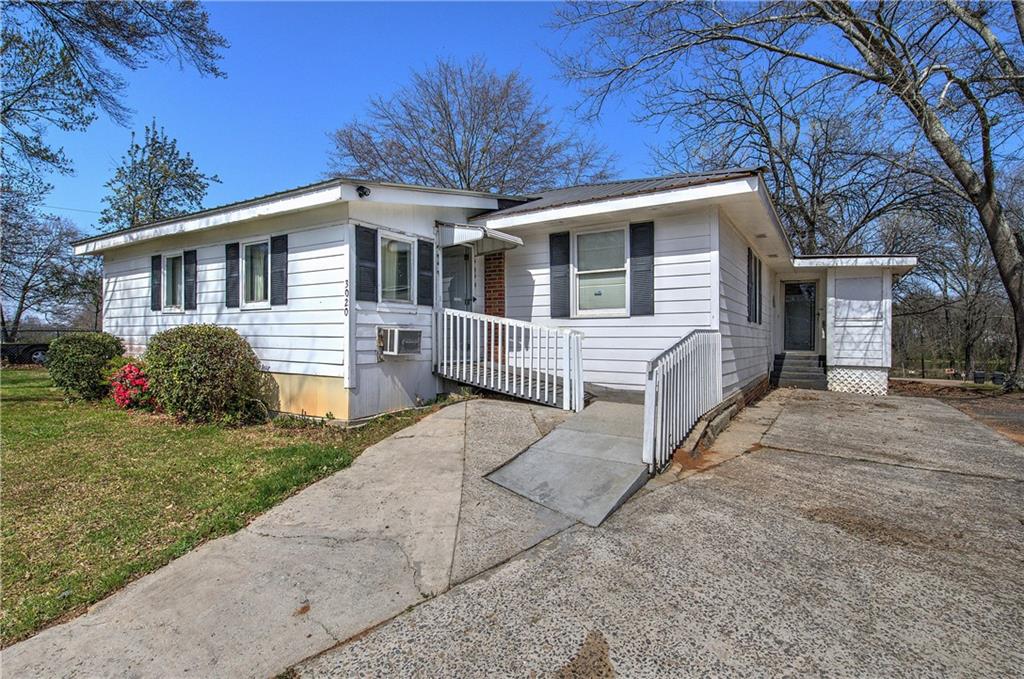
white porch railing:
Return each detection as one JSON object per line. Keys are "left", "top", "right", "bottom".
{"left": 436, "top": 308, "right": 585, "bottom": 412}
{"left": 642, "top": 330, "right": 722, "bottom": 472}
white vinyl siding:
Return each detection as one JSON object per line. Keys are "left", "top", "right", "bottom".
{"left": 347, "top": 201, "right": 479, "bottom": 419}
{"left": 827, "top": 270, "right": 891, "bottom": 367}
{"left": 718, "top": 215, "right": 771, "bottom": 398}
{"left": 102, "top": 221, "right": 348, "bottom": 378}
{"left": 504, "top": 208, "right": 715, "bottom": 390}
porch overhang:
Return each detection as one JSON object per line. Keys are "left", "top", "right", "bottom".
{"left": 790, "top": 255, "right": 918, "bottom": 276}
{"left": 436, "top": 221, "right": 523, "bottom": 254}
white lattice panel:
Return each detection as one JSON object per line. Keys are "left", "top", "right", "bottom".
{"left": 827, "top": 367, "right": 888, "bottom": 396}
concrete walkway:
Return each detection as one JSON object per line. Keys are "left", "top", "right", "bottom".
{"left": 299, "top": 389, "right": 1024, "bottom": 677}
{"left": 488, "top": 400, "right": 649, "bottom": 526}
{"left": 1, "top": 399, "right": 573, "bottom": 678}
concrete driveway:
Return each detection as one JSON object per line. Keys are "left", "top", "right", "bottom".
{"left": 299, "top": 389, "right": 1024, "bottom": 677}
{"left": 1, "top": 399, "right": 573, "bottom": 678}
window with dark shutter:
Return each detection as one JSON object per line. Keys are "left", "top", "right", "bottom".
{"left": 416, "top": 239, "right": 434, "bottom": 306}
{"left": 270, "top": 235, "right": 288, "bottom": 306}
{"left": 150, "top": 255, "right": 162, "bottom": 311}
{"left": 629, "top": 222, "right": 654, "bottom": 316}
{"left": 747, "top": 247, "right": 763, "bottom": 324}
{"left": 225, "top": 243, "right": 240, "bottom": 308}
{"left": 355, "top": 225, "right": 378, "bottom": 302}
{"left": 184, "top": 250, "right": 197, "bottom": 310}
{"left": 549, "top": 232, "right": 570, "bottom": 318}
{"left": 756, "top": 257, "right": 762, "bottom": 324}
{"left": 747, "top": 248, "right": 754, "bottom": 323}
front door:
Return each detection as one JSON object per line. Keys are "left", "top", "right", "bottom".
{"left": 784, "top": 282, "right": 816, "bottom": 351}
{"left": 442, "top": 245, "right": 473, "bottom": 311}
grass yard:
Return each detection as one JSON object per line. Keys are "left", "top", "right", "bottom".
{"left": 0, "top": 367, "right": 443, "bottom": 646}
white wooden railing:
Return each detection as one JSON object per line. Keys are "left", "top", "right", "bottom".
{"left": 435, "top": 308, "right": 584, "bottom": 412}
{"left": 642, "top": 330, "right": 722, "bottom": 472}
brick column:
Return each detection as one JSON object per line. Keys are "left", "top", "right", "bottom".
{"left": 484, "top": 252, "right": 505, "bottom": 317}
{"left": 484, "top": 251, "right": 506, "bottom": 363}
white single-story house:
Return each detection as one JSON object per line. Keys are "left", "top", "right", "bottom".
{"left": 73, "top": 168, "right": 914, "bottom": 466}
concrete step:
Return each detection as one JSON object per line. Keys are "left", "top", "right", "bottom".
{"left": 773, "top": 355, "right": 824, "bottom": 366}
{"left": 770, "top": 366, "right": 827, "bottom": 376}
{"left": 773, "top": 376, "right": 827, "bottom": 390}
{"left": 487, "top": 401, "right": 649, "bottom": 527}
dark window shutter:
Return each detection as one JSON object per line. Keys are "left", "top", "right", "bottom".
{"left": 549, "top": 232, "right": 570, "bottom": 318}
{"left": 746, "top": 248, "right": 754, "bottom": 323}
{"left": 150, "top": 255, "right": 162, "bottom": 311}
{"left": 756, "top": 257, "right": 762, "bottom": 324}
{"left": 629, "top": 222, "right": 655, "bottom": 316}
{"left": 225, "top": 243, "right": 240, "bottom": 308}
{"left": 184, "top": 250, "right": 197, "bottom": 310}
{"left": 270, "top": 234, "right": 288, "bottom": 306}
{"left": 416, "top": 239, "right": 434, "bottom": 306}
{"left": 355, "top": 225, "right": 378, "bottom": 302}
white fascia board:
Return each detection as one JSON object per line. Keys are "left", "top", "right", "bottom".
{"left": 74, "top": 183, "right": 502, "bottom": 256}
{"left": 793, "top": 256, "right": 918, "bottom": 271}
{"left": 341, "top": 184, "right": 499, "bottom": 210}
{"left": 73, "top": 184, "right": 344, "bottom": 255}
{"left": 754, "top": 175, "right": 796, "bottom": 257}
{"left": 480, "top": 176, "right": 759, "bottom": 230}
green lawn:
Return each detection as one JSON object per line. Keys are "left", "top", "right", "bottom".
{"left": 0, "top": 368, "right": 440, "bottom": 646}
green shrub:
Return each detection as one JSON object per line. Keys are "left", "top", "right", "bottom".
{"left": 46, "top": 332, "right": 125, "bottom": 399}
{"left": 144, "top": 325, "right": 269, "bottom": 424}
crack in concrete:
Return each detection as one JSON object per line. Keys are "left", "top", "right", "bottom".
{"left": 244, "top": 529, "right": 429, "bottom": 595}
{"left": 445, "top": 402, "right": 469, "bottom": 592}
{"left": 755, "top": 444, "right": 1023, "bottom": 483}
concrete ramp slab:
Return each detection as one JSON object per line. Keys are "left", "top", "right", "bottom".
{"left": 488, "top": 401, "right": 648, "bottom": 527}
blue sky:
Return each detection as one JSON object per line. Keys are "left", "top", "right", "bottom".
{"left": 45, "top": 2, "right": 661, "bottom": 235}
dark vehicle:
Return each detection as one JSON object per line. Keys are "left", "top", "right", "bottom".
{"left": 1, "top": 327, "right": 92, "bottom": 365}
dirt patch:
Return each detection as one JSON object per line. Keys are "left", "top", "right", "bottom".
{"left": 890, "top": 380, "right": 1024, "bottom": 444}
{"left": 802, "top": 506, "right": 961, "bottom": 551}
{"left": 553, "top": 630, "right": 615, "bottom": 679}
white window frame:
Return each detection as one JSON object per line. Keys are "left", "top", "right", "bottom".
{"left": 162, "top": 251, "right": 185, "bottom": 313}
{"left": 377, "top": 231, "right": 416, "bottom": 310}
{"left": 571, "top": 225, "right": 630, "bottom": 319}
{"left": 240, "top": 237, "right": 271, "bottom": 310}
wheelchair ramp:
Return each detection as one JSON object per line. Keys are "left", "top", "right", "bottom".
{"left": 487, "top": 401, "right": 648, "bottom": 527}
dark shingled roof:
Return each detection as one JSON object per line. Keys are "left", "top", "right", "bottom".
{"left": 474, "top": 167, "right": 762, "bottom": 221}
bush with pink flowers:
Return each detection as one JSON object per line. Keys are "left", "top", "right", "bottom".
{"left": 109, "top": 359, "right": 155, "bottom": 410}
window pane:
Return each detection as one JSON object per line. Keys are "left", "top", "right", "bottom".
{"left": 245, "top": 242, "right": 269, "bottom": 303}
{"left": 165, "top": 256, "right": 183, "bottom": 307}
{"left": 578, "top": 271, "right": 626, "bottom": 311}
{"left": 381, "top": 238, "right": 411, "bottom": 302}
{"left": 577, "top": 231, "right": 625, "bottom": 271}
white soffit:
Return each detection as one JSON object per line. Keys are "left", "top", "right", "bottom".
{"left": 437, "top": 221, "right": 524, "bottom": 254}
{"left": 74, "top": 182, "right": 502, "bottom": 255}
{"left": 792, "top": 256, "right": 918, "bottom": 274}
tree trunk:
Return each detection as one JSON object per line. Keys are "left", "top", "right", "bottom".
{"left": 905, "top": 103, "right": 1024, "bottom": 386}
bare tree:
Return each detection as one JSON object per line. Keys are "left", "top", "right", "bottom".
{"left": 327, "top": 56, "right": 616, "bottom": 194}
{"left": 555, "top": 0, "right": 1024, "bottom": 384}
{"left": 649, "top": 53, "right": 941, "bottom": 254}
{"left": 0, "top": 213, "right": 81, "bottom": 341}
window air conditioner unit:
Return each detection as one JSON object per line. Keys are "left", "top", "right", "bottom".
{"left": 378, "top": 327, "right": 422, "bottom": 356}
